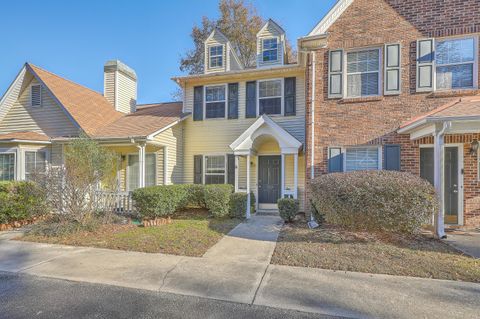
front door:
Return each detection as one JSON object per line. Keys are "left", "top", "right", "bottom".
{"left": 419, "top": 146, "right": 460, "bottom": 224}
{"left": 258, "top": 156, "right": 281, "bottom": 204}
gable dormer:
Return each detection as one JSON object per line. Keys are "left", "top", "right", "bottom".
{"left": 204, "top": 29, "right": 243, "bottom": 74}
{"left": 256, "top": 19, "right": 287, "bottom": 68}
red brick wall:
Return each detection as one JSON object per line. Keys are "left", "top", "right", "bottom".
{"left": 305, "top": 0, "right": 480, "bottom": 226}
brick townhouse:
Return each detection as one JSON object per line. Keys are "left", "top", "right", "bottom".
{"left": 299, "top": 0, "right": 480, "bottom": 230}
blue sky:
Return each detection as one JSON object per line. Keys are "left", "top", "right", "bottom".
{"left": 0, "top": 0, "right": 336, "bottom": 104}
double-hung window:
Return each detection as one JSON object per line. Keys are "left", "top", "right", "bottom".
{"left": 436, "top": 37, "right": 476, "bottom": 90}
{"left": 346, "top": 49, "right": 381, "bottom": 97}
{"left": 209, "top": 45, "right": 223, "bottom": 68}
{"left": 205, "top": 85, "right": 226, "bottom": 119}
{"left": 258, "top": 79, "right": 282, "bottom": 115}
{"left": 262, "top": 38, "right": 278, "bottom": 62}
{"left": 345, "top": 147, "right": 381, "bottom": 172}
{"left": 25, "top": 151, "right": 46, "bottom": 180}
{"left": 128, "top": 153, "right": 156, "bottom": 190}
{"left": 0, "top": 153, "right": 15, "bottom": 181}
{"left": 204, "top": 155, "right": 225, "bottom": 184}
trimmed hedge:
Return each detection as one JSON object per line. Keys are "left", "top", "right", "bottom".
{"left": 229, "top": 192, "right": 256, "bottom": 218}
{"left": 310, "top": 171, "right": 438, "bottom": 234}
{"left": 278, "top": 198, "right": 299, "bottom": 222}
{"left": 204, "top": 184, "right": 234, "bottom": 218}
{"left": 132, "top": 184, "right": 235, "bottom": 219}
{"left": 0, "top": 181, "right": 48, "bottom": 224}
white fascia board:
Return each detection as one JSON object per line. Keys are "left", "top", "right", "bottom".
{"left": 146, "top": 114, "right": 190, "bottom": 140}
{"left": 409, "top": 124, "right": 436, "bottom": 140}
{"left": 308, "top": 0, "right": 354, "bottom": 36}
{"left": 0, "top": 66, "right": 27, "bottom": 123}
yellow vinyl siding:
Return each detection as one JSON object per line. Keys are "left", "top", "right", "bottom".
{"left": 153, "top": 124, "right": 184, "bottom": 184}
{"left": 117, "top": 72, "right": 137, "bottom": 113}
{"left": 0, "top": 78, "right": 79, "bottom": 137}
{"left": 103, "top": 71, "right": 115, "bottom": 108}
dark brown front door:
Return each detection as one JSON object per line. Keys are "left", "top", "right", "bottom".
{"left": 258, "top": 156, "right": 281, "bottom": 204}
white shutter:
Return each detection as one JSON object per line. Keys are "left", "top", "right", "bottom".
{"left": 416, "top": 39, "right": 435, "bottom": 92}
{"left": 384, "top": 43, "right": 401, "bottom": 95}
{"left": 328, "top": 49, "right": 343, "bottom": 98}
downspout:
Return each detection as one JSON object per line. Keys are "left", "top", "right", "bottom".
{"left": 310, "top": 52, "right": 316, "bottom": 180}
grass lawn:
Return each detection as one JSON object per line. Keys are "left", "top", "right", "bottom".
{"left": 271, "top": 219, "right": 480, "bottom": 283}
{"left": 19, "top": 209, "right": 242, "bottom": 257}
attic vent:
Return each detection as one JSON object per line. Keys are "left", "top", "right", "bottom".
{"left": 31, "top": 85, "right": 42, "bottom": 107}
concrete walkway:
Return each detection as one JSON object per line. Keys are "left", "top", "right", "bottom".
{"left": 1, "top": 217, "right": 480, "bottom": 318}
{"left": 444, "top": 230, "right": 480, "bottom": 258}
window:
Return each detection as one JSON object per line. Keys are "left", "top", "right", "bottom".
{"left": 346, "top": 49, "right": 380, "bottom": 97}
{"left": 345, "top": 147, "right": 380, "bottom": 172}
{"left": 209, "top": 45, "right": 223, "bottom": 68}
{"left": 204, "top": 155, "right": 225, "bottom": 184}
{"left": 0, "top": 153, "right": 15, "bottom": 181}
{"left": 128, "top": 153, "right": 156, "bottom": 190}
{"left": 25, "top": 151, "right": 46, "bottom": 180}
{"left": 436, "top": 37, "right": 476, "bottom": 90}
{"left": 258, "top": 79, "right": 282, "bottom": 115}
{"left": 262, "top": 38, "right": 278, "bottom": 62}
{"left": 205, "top": 85, "right": 226, "bottom": 119}
{"left": 31, "top": 85, "right": 42, "bottom": 107}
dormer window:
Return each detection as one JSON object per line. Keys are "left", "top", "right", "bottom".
{"left": 209, "top": 45, "right": 224, "bottom": 68}
{"left": 262, "top": 38, "right": 278, "bottom": 62}
{"left": 31, "top": 84, "right": 42, "bottom": 107}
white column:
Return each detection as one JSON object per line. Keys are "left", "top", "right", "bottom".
{"left": 138, "top": 143, "right": 146, "bottom": 188}
{"left": 434, "top": 122, "right": 449, "bottom": 239}
{"left": 163, "top": 146, "right": 168, "bottom": 185}
{"left": 246, "top": 154, "right": 251, "bottom": 219}
{"left": 281, "top": 153, "right": 285, "bottom": 198}
{"left": 234, "top": 155, "right": 239, "bottom": 192}
{"left": 294, "top": 153, "right": 298, "bottom": 199}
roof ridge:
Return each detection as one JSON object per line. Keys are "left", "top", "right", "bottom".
{"left": 27, "top": 63, "right": 105, "bottom": 98}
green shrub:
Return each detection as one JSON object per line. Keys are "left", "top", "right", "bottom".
{"left": 310, "top": 171, "right": 438, "bottom": 234}
{"left": 183, "top": 184, "right": 206, "bottom": 208}
{"left": 132, "top": 184, "right": 189, "bottom": 219}
{"left": 278, "top": 198, "right": 299, "bottom": 222}
{"left": 204, "top": 184, "right": 233, "bottom": 218}
{"left": 229, "top": 192, "right": 256, "bottom": 218}
{"left": 28, "top": 215, "right": 100, "bottom": 237}
{"left": 0, "top": 181, "right": 48, "bottom": 224}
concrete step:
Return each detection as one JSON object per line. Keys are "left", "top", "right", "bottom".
{"left": 256, "top": 209, "right": 279, "bottom": 216}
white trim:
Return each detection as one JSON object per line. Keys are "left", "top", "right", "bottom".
{"left": 0, "top": 66, "right": 27, "bottom": 123}
{"left": 308, "top": 0, "right": 354, "bottom": 36}
{"left": 257, "top": 78, "right": 284, "bottom": 116}
{"left": 246, "top": 154, "right": 251, "bottom": 219}
{"left": 163, "top": 146, "right": 168, "bottom": 185}
{"left": 310, "top": 52, "right": 316, "bottom": 180}
{"left": 146, "top": 115, "right": 190, "bottom": 140}
{"left": 204, "top": 84, "right": 228, "bottom": 120}
{"left": 344, "top": 47, "right": 383, "bottom": 98}
{"left": 293, "top": 153, "right": 298, "bottom": 199}
{"left": 261, "top": 37, "right": 280, "bottom": 64}
{"left": 22, "top": 148, "right": 50, "bottom": 180}
{"left": 281, "top": 153, "right": 285, "bottom": 198}
{"left": 126, "top": 151, "right": 157, "bottom": 191}
{"left": 0, "top": 139, "right": 51, "bottom": 145}
{"left": 207, "top": 44, "right": 225, "bottom": 70}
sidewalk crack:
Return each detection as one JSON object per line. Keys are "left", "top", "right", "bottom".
{"left": 251, "top": 263, "right": 270, "bottom": 305}
{"left": 159, "top": 258, "right": 183, "bottom": 291}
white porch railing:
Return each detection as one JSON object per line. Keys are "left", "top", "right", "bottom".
{"left": 94, "top": 191, "right": 136, "bottom": 215}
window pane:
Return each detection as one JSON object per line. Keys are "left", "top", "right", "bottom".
{"left": 259, "top": 97, "right": 281, "bottom": 115}
{"left": 262, "top": 38, "right": 278, "bottom": 62}
{"left": 210, "top": 45, "right": 223, "bottom": 56}
{"left": 436, "top": 38, "right": 475, "bottom": 65}
{"left": 25, "top": 152, "right": 36, "bottom": 176}
{"left": 206, "top": 102, "right": 226, "bottom": 118}
{"left": 205, "top": 86, "right": 225, "bottom": 102}
{"left": 259, "top": 80, "right": 281, "bottom": 98}
{"left": 205, "top": 156, "right": 225, "bottom": 174}
{"left": 128, "top": 155, "right": 139, "bottom": 190}
{"left": 0, "top": 154, "right": 15, "bottom": 181}
{"left": 347, "top": 50, "right": 379, "bottom": 73}
{"left": 346, "top": 147, "right": 379, "bottom": 171}
{"left": 347, "top": 73, "right": 379, "bottom": 97}
{"left": 205, "top": 175, "right": 225, "bottom": 184}
{"left": 436, "top": 64, "right": 474, "bottom": 89}
{"left": 210, "top": 56, "right": 223, "bottom": 68}
{"left": 145, "top": 154, "right": 156, "bottom": 187}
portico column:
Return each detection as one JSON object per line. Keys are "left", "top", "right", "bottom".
{"left": 234, "top": 155, "right": 239, "bottom": 192}
{"left": 138, "top": 143, "right": 146, "bottom": 188}
{"left": 434, "top": 122, "right": 450, "bottom": 239}
{"left": 294, "top": 153, "right": 298, "bottom": 199}
{"left": 163, "top": 146, "right": 168, "bottom": 185}
{"left": 246, "top": 154, "right": 251, "bottom": 219}
{"left": 281, "top": 153, "right": 285, "bottom": 198}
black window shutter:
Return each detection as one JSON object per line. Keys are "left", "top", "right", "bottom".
{"left": 384, "top": 145, "right": 401, "bottom": 171}
{"left": 284, "top": 77, "right": 296, "bottom": 116}
{"left": 328, "top": 147, "right": 343, "bottom": 173}
{"left": 246, "top": 81, "right": 257, "bottom": 118}
{"left": 228, "top": 83, "right": 239, "bottom": 119}
{"left": 194, "top": 155, "right": 203, "bottom": 184}
{"left": 227, "top": 154, "right": 235, "bottom": 185}
{"left": 193, "top": 86, "right": 203, "bottom": 121}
